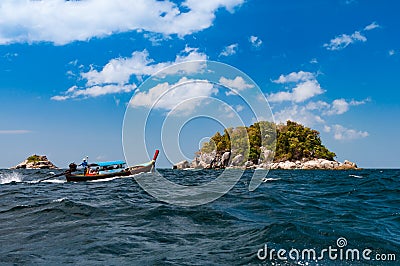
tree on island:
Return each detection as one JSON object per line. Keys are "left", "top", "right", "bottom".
{"left": 27, "top": 154, "right": 42, "bottom": 163}
{"left": 275, "top": 121, "right": 335, "bottom": 162}
{"left": 200, "top": 120, "right": 335, "bottom": 163}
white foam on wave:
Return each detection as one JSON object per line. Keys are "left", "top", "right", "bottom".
{"left": 0, "top": 172, "right": 24, "bottom": 184}
{"left": 182, "top": 168, "right": 198, "bottom": 171}
{"left": 262, "top": 177, "right": 281, "bottom": 182}
{"left": 86, "top": 172, "right": 148, "bottom": 183}
{"left": 87, "top": 176, "right": 122, "bottom": 183}
{"left": 349, "top": 174, "right": 364, "bottom": 178}
{"left": 27, "top": 179, "right": 67, "bottom": 184}
{"left": 42, "top": 179, "right": 66, "bottom": 184}
{"left": 52, "top": 197, "right": 68, "bottom": 203}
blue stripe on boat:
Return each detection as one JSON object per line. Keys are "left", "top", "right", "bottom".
{"left": 90, "top": 160, "right": 126, "bottom": 167}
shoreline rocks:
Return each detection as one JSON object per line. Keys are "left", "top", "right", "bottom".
{"left": 173, "top": 160, "right": 190, "bottom": 170}
{"left": 11, "top": 155, "right": 58, "bottom": 170}
{"left": 174, "top": 151, "right": 359, "bottom": 170}
{"left": 268, "top": 158, "right": 358, "bottom": 170}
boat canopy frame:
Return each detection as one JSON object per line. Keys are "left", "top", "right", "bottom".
{"left": 88, "top": 160, "right": 126, "bottom": 167}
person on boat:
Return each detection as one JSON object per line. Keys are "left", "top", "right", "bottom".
{"left": 79, "top": 156, "right": 89, "bottom": 175}
{"left": 79, "top": 157, "right": 88, "bottom": 167}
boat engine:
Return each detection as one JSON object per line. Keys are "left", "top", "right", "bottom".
{"left": 69, "top": 162, "right": 77, "bottom": 172}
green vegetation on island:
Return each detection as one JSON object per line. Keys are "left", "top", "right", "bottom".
{"left": 27, "top": 155, "right": 42, "bottom": 163}
{"left": 200, "top": 120, "right": 336, "bottom": 163}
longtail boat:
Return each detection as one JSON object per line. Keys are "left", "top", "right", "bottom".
{"left": 65, "top": 150, "right": 159, "bottom": 182}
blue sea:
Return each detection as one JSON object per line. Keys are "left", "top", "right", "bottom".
{"left": 0, "top": 169, "right": 398, "bottom": 265}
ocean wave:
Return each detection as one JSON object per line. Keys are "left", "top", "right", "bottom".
{"left": 27, "top": 178, "right": 67, "bottom": 184}
{"left": 52, "top": 197, "right": 68, "bottom": 203}
{"left": 0, "top": 169, "right": 399, "bottom": 265}
{"left": 0, "top": 171, "right": 24, "bottom": 184}
{"left": 261, "top": 177, "right": 281, "bottom": 182}
{"left": 349, "top": 174, "right": 364, "bottom": 178}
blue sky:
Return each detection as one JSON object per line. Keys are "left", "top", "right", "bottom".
{"left": 0, "top": 0, "right": 399, "bottom": 168}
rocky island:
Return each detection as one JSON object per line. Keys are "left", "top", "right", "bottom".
{"left": 174, "top": 121, "right": 358, "bottom": 170}
{"left": 11, "top": 154, "right": 58, "bottom": 169}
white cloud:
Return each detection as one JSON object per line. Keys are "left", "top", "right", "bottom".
{"left": 249, "top": 35, "right": 262, "bottom": 48}
{"left": 129, "top": 77, "right": 217, "bottom": 113}
{"left": 0, "top": 130, "right": 31, "bottom": 134}
{"left": 219, "top": 76, "right": 254, "bottom": 95}
{"left": 74, "top": 84, "right": 137, "bottom": 98}
{"left": 114, "top": 97, "right": 121, "bottom": 107}
{"left": 274, "top": 104, "right": 370, "bottom": 141}
{"left": 323, "top": 125, "right": 331, "bottom": 133}
{"left": 306, "top": 98, "right": 369, "bottom": 115}
{"left": 269, "top": 80, "right": 324, "bottom": 103}
{"left": 184, "top": 0, "right": 243, "bottom": 13}
{"left": 52, "top": 84, "right": 137, "bottom": 101}
{"left": 268, "top": 71, "right": 324, "bottom": 103}
{"left": 273, "top": 71, "right": 316, "bottom": 84}
{"left": 274, "top": 105, "right": 325, "bottom": 127}
{"left": 220, "top": 105, "right": 236, "bottom": 118}
{"left": 0, "top": 0, "right": 244, "bottom": 45}
{"left": 219, "top": 43, "right": 239, "bottom": 57}
{"left": 66, "top": 70, "right": 76, "bottom": 78}
{"left": 51, "top": 95, "right": 71, "bottom": 101}
{"left": 310, "top": 58, "right": 318, "bottom": 64}
{"left": 389, "top": 49, "right": 396, "bottom": 56}
{"left": 235, "top": 105, "right": 245, "bottom": 112}
{"left": 328, "top": 99, "right": 350, "bottom": 115}
{"left": 332, "top": 124, "right": 369, "bottom": 140}
{"left": 66, "top": 85, "right": 78, "bottom": 93}
{"left": 3, "top": 52, "right": 18, "bottom": 61}
{"left": 269, "top": 70, "right": 370, "bottom": 142}
{"left": 52, "top": 47, "right": 207, "bottom": 100}
{"left": 364, "top": 22, "right": 380, "bottom": 31}
{"left": 81, "top": 50, "right": 161, "bottom": 86}
{"left": 306, "top": 100, "right": 330, "bottom": 111}
{"left": 349, "top": 99, "right": 370, "bottom": 106}
{"left": 143, "top": 33, "right": 171, "bottom": 46}
{"left": 174, "top": 46, "right": 207, "bottom": 63}
{"left": 324, "top": 22, "right": 379, "bottom": 51}
{"left": 274, "top": 106, "right": 369, "bottom": 141}
{"left": 324, "top": 31, "right": 366, "bottom": 51}
{"left": 328, "top": 98, "right": 368, "bottom": 115}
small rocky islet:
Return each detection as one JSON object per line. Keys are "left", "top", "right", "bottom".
{"left": 174, "top": 121, "right": 359, "bottom": 170}
{"left": 11, "top": 154, "right": 58, "bottom": 170}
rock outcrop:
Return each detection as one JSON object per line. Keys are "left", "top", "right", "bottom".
{"left": 231, "top": 154, "right": 245, "bottom": 166}
{"left": 174, "top": 151, "right": 358, "bottom": 170}
{"left": 269, "top": 158, "right": 357, "bottom": 170}
{"left": 192, "top": 151, "right": 216, "bottom": 169}
{"left": 336, "top": 160, "right": 358, "bottom": 170}
{"left": 11, "top": 155, "right": 58, "bottom": 169}
{"left": 173, "top": 160, "right": 190, "bottom": 170}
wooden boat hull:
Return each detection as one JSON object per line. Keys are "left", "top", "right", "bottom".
{"left": 66, "top": 162, "right": 154, "bottom": 182}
